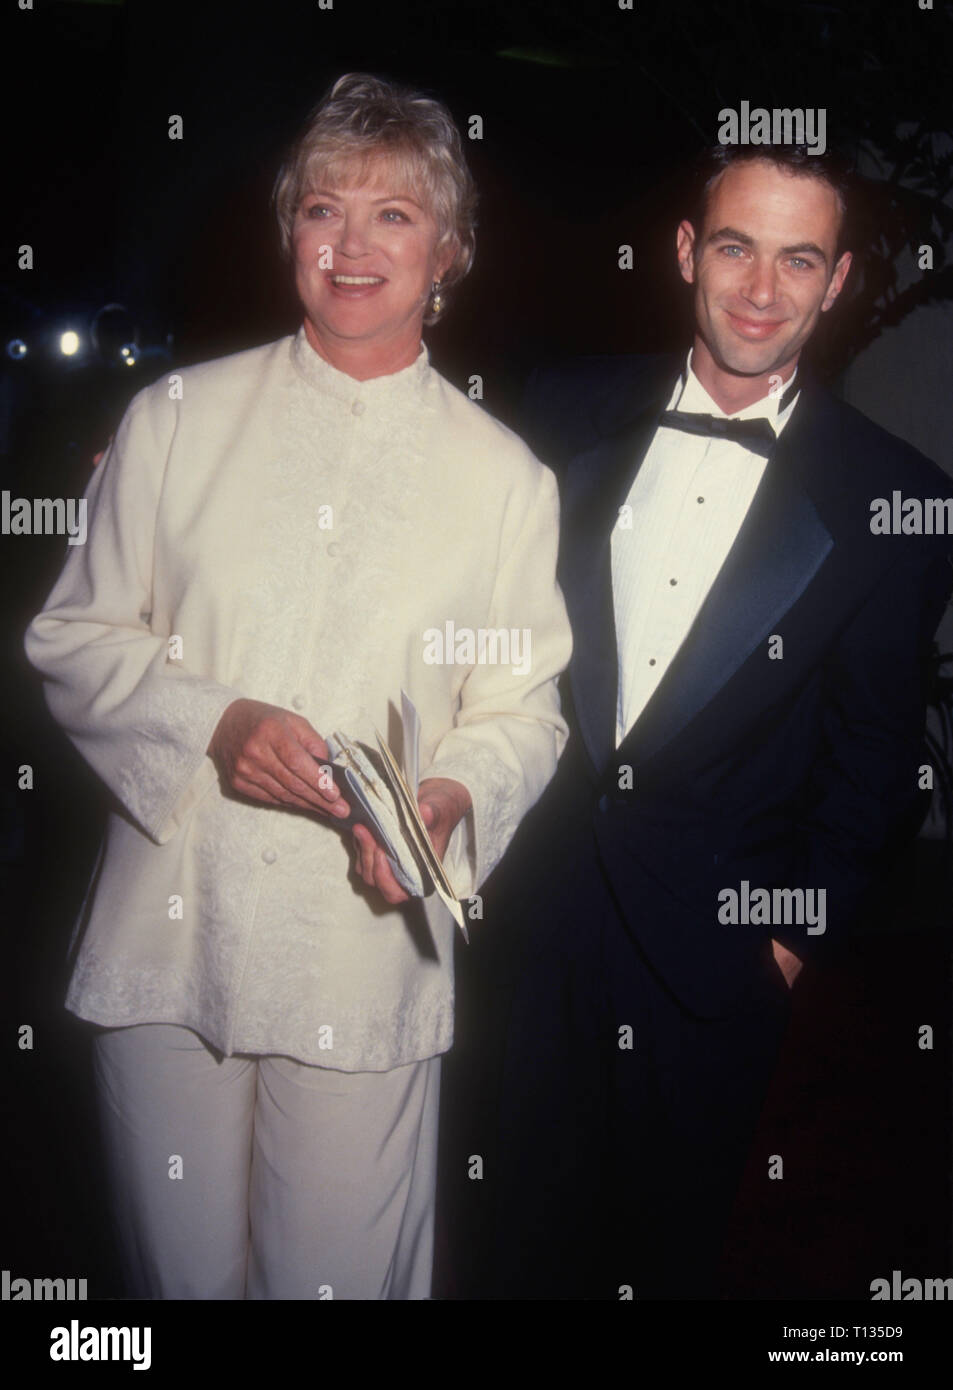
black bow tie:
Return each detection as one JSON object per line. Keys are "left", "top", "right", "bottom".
{"left": 659, "top": 410, "right": 777, "bottom": 458}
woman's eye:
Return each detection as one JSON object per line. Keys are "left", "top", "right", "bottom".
{"left": 380, "top": 209, "right": 410, "bottom": 223}
{"left": 304, "top": 203, "right": 332, "bottom": 219}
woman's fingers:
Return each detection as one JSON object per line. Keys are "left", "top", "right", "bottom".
{"left": 210, "top": 698, "right": 348, "bottom": 816}
{"left": 232, "top": 765, "right": 298, "bottom": 807}
{"left": 269, "top": 736, "right": 348, "bottom": 816}
{"left": 232, "top": 763, "right": 333, "bottom": 814}
{"left": 352, "top": 824, "right": 374, "bottom": 879}
{"left": 351, "top": 826, "right": 409, "bottom": 904}
{"left": 210, "top": 700, "right": 417, "bottom": 909}
{"left": 234, "top": 737, "right": 334, "bottom": 812}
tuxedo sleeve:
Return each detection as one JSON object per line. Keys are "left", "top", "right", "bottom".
{"left": 773, "top": 542, "right": 953, "bottom": 959}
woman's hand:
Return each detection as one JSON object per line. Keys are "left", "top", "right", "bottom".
{"left": 208, "top": 698, "right": 350, "bottom": 818}
{"left": 352, "top": 776, "right": 472, "bottom": 905}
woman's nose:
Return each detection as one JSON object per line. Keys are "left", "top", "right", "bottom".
{"left": 337, "top": 216, "right": 372, "bottom": 259}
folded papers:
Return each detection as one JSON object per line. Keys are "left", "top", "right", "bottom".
{"left": 325, "top": 692, "right": 467, "bottom": 939}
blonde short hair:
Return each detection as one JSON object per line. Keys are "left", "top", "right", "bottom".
{"left": 272, "top": 73, "right": 478, "bottom": 322}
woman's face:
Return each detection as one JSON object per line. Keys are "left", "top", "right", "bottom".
{"left": 292, "top": 153, "right": 453, "bottom": 374}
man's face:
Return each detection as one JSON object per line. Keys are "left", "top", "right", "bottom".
{"left": 676, "top": 160, "right": 852, "bottom": 383}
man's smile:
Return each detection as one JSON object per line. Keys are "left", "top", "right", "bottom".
{"left": 723, "top": 310, "right": 787, "bottom": 340}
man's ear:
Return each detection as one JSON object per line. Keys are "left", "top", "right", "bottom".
{"left": 821, "top": 250, "right": 852, "bottom": 312}
{"left": 676, "top": 220, "right": 697, "bottom": 285}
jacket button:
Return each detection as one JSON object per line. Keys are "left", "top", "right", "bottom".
{"left": 261, "top": 848, "right": 277, "bottom": 865}
{"left": 291, "top": 695, "right": 305, "bottom": 711}
{"left": 351, "top": 400, "right": 365, "bottom": 416}
{"left": 327, "top": 541, "right": 341, "bottom": 556}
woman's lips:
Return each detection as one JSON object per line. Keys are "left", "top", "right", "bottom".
{"left": 326, "top": 274, "right": 387, "bottom": 297}
{"left": 725, "top": 311, "right": 786, "bottom": 340}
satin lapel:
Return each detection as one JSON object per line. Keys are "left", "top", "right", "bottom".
{"left": 562, "top": 361, "right": 680, "bottom": 777}
{"left": 620, "top": 411, "right": 833, "bottom": 767}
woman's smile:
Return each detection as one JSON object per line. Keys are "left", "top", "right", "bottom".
{"left": 326, "top": 272, "right": 388, "bottom": 296}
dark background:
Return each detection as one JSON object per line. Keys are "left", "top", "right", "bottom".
{"left": 3, "top": 0, "right": 952, "bottom": 1317}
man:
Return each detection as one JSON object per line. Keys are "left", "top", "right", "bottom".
{"left": 473, "top": 145, "right": 953, "bottom": 1299}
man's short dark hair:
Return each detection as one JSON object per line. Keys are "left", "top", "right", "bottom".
{"left": 688, "top": 144, "right": 856, "bottom": 263}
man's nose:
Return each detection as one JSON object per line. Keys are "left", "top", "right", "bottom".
{"left": 741, "top": 257, "right": 779, "bottom": 308}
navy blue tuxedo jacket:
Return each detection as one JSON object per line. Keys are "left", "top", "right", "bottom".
{"left": 513, "top": 354, "right": 953, "bottom": 1019}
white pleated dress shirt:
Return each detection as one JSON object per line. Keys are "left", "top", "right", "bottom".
{"left": 612, "top": 351, "right": 799, "bottom": 746}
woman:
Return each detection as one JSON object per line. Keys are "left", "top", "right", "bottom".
{"left": 24, "top": 72, "right": 571, "bottom": 1300}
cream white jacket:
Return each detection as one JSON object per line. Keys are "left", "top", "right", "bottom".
{"left": 25, "top": 328, "right": 571, "bottom": 1070}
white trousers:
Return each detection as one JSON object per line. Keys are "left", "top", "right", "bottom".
{"left": 90, "top": 1023, "right": 440, "bottom": 1300}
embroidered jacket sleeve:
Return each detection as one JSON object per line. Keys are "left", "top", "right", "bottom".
{"left": 421, "top": 459, "right": 572, "bottom": 898}
{"left": 24, "top": 385, "right": 241, "bottom": 845}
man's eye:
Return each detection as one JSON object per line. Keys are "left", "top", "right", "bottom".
{"left": 721, "top": 245, "right": 744, "bottom": 257}
{"left": 789, "top": 257, "right": 814, "bottom": 270}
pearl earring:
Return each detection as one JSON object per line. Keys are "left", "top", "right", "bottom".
{"left": 430, "top": 280, "right": 444, "bottom": 316}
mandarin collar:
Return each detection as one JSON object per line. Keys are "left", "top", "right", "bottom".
{"left": 290, "top": 325, "right": 433, "bottom": 403}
